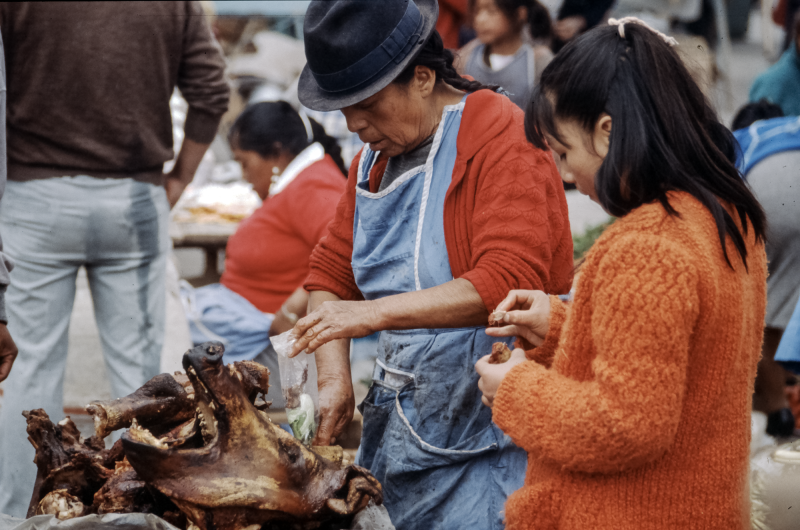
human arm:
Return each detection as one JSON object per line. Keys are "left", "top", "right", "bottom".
{"left": 0, "top": 323, "right": 17, "bottom": 383}
{"left": 269, "top": 287, "right": 309, "bottom": 337}
{"left": 0, "top": 29, "right": 16, "bottom": 384}
{"left": 167, "top": 1, "right": 230, "bottom": 206}
{"left": 292, "top": 278, "right": 487, "bottom": 354}
{"left": 304, "top": 153, "right": 363, "bottom": 302}
{"left": 305, "top": 290, "right": 354, "bottom": 447}
{"left": 452, "top": 130, "right": 574, "bottom": 312}
{"left": 492, "top": 236, "right": 700, "bottom": 474}
{"left": 165, "top": 138, "right": 211, "bottom": 207}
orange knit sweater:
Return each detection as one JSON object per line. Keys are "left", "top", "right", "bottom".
{"left": 493, "top": 192, "right": 767, "bottom": 530}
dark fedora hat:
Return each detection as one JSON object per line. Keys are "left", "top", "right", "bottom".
{"left": 298, "top": 0, "right": 438, "bottom": 112}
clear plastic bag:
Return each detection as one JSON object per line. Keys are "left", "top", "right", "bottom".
{"left": 271, "top": 330, "right": 319, "bottom": 445}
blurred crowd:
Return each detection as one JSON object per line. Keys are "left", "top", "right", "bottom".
{"left": 0, "top": 0, "right": 797, "bottom": 526}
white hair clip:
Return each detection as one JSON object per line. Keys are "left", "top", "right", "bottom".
{"left": 608, "top": 16, "right": 679, "bottom": 47}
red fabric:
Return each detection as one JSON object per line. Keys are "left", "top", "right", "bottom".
{"left": 305, "top": 90, "right": 574, "bottom": 311}
{"left": 436, "top": 0, "right": 469, "bottom": 49}
{"left": 221, "top": 156, "right": 346, "bottom": 313}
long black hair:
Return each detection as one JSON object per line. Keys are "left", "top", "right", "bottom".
{"left": 526, "top": 23, "right": 766, "bottom": 268}
{"left": 393, "top": 31, "right": 499, "bottom": 92}
{"left": 228, "top": 101, "right": 347, "bottom": 176}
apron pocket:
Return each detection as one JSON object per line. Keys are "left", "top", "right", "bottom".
{"left": 393, "top": 387, "right": 500, "bottom": 471}
{"left": 357, "top": 382, "right": 398, "bottom": 469}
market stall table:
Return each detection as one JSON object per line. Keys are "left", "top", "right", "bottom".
{"left": 169, "top": 220, "right": 239, "bottom": 286}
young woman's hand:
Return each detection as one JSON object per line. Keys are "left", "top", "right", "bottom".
{"left": 475, "top": 348, "right": 527, "bottom": 408}
{"left": 485, "top": 290, "right": 551, "bottom": 349}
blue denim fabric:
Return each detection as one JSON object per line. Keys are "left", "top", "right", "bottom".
{"left": 352, "top": 97, "right": 526, "bottom": 530}
{"left": 775, "top": 291, "right": 800, "bottom": 375}
{"left": 182, "top": 282, "right": 273, "bottom": 363}
{"left": 0, "top": 176, "right": 169, "bottom": 517}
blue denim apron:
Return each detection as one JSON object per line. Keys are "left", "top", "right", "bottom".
{"left": 352, "top": 98, "right": 527, "bottom": 530}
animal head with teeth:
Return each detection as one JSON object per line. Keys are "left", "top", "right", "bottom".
{"left": 120, "top": 343, "right": 382, "bottom": 530}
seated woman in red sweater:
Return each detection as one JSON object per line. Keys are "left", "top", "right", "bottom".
{"left": 185, "top": 101, "right": 346, "bottom": 375}
{"left": 475, "top": 19, "right": 768, "bottom": 530}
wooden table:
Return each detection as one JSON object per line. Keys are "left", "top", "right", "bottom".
{"left": 170, "top": 221, "right": 239, "bottom": 286}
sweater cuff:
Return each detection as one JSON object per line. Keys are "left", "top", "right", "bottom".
{"left": 304, "top": 273, "right": 363, "bottom": 302}
{"left": 460, "top": 268, "right": 504, "bottom": 313}
{"left": 492, "top": 359, "right": 548, "bottom": 442}
{"left": 184, "top": 108, "right": 222, "bottom": 144}
{"left": 525, "top": 295, "right": 567, "bottom": 368}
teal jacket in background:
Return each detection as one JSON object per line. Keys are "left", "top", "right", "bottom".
{"left": 750, "top": 45, "right": 800, "bottom": 116}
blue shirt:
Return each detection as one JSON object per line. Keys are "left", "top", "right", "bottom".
{"left": 750, "top": 45, "right": 800, "bottom": 117}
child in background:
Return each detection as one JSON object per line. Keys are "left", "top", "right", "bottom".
{"left": 458, "top": 0, "right": 552, "bottom": 108}
{"left": 476, "top": 18, "right": 767, "bottom": 529}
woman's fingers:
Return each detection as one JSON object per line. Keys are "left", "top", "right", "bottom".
{"left": 494, "top": 290, "right": 537, "bottom": 312}
{"left": 485, "top": 324, "right": 522, "bottom": 338}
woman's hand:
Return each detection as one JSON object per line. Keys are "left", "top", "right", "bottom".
{"left": 475, "top": 348, "right": 527, "bottom": 407}
{"left": 313, "top": 370, "right": 355, "bottom": 446}
{"left": 290, "top": 300, "right": 380, "bottom": 357}
{"left": 0, "top": 324, "right": 18, "bottom": 383}
{"left": 485, "top": 290, "right": 551, "bottom": 350}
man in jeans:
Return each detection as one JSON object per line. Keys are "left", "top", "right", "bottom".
{"left": 0, "top": 3, "right": 229, "bottom": 516}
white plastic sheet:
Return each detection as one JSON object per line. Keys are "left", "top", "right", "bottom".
{"left": 0, "top": 502, "right": 394, "bottom": 530}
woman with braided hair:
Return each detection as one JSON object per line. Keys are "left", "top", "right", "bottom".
{"left": 289, "top": 1, "right": 573, "bottom": 529}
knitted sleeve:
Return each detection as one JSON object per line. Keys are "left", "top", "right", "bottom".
{"left": 460, "top": 146, "right": 572, "bottom": 311}
{"left": 493, "top": 234, "right": 700, "bottom": 474}
{"left": 303, "top": 153, "right": 363, "bottom": 301}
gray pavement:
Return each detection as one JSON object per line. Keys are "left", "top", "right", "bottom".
{"left": 0, "top": 8, "right": 777, "bottom": 438}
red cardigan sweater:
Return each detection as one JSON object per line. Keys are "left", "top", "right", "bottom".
{"left": 305, "top": 90, "right": 573, "bottom": 310}
{"left": 222, "top": 156, "right": 346, "bottom": 313}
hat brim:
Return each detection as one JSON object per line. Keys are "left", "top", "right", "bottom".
{"left": 298, "top": 0, "right": 438, "bottom": 112}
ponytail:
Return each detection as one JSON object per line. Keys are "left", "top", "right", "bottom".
{"left": 394, "top": 31, "right": 500, "bottom": 93}
{"left": 308, "top": 117, "right": 347, "bottom": 176}
{"left": 229, "top": 101, "right": 347, "bottom": 178}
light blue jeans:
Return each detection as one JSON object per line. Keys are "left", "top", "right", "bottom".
{"left": 0, "top": 176, "right": 169, "bottom": 517}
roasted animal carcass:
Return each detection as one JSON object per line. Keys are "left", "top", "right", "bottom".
{"left": 24, "top": 342, "right": 382, "bottom": 530}
{"left": 122, "top": 343, "right": 382, "bottom": 530}
{"left": 488, "top": 342, "right": 513, "bottom": 364}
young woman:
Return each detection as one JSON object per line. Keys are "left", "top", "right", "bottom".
{"left": 476, "top": 19, "right": 768, "bottom": 529}
{"left": 458, "top": 0, "right": 552, "bottom": 108}
{"left": 183, "top": 101, "right": 346, "bottom": 384}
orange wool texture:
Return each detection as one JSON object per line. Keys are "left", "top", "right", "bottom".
{"left": 493, "top": 192, "right": 767, "bottom": 530}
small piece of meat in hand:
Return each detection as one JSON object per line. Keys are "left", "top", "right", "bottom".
{"left": 487, "top": 311, "right": 507, "bottom": 327}
{"left": 488, "top": 343, "right": 512, "bottom": 364}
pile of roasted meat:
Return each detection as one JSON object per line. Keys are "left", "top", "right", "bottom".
{"left": 25, "top": 342, "right": 382, "bottom": 530}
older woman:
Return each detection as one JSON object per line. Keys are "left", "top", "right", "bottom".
{"left": 290, "top": 1, "right": 573, "bottom": 528}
